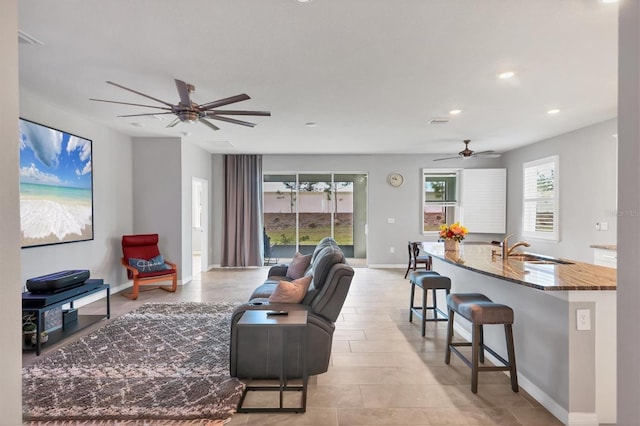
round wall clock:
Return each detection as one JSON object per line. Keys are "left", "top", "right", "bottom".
{"left": 387, "top": 172, "right": 404, "bottom": 187}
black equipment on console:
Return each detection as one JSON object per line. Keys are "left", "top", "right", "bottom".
{"left": 26, "top": 270, "right": 91, "bottom": 293}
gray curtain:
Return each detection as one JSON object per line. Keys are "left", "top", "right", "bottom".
{"left": 222, "top": 154, "right": 263, "bottom": 267}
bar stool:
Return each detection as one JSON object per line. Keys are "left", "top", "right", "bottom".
{"left": 408, "top": 271, "right": 450, "bottom": 337}
{"left": 445, "top": 293, "right": 519, "bottom": 393}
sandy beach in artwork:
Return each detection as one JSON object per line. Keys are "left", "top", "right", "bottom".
{"left": 20, "top": 185, "right": 93, "bottom": 246}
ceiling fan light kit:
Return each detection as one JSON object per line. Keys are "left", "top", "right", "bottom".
{"left": 90, "top": 79, "right": 270, "bottom": 132}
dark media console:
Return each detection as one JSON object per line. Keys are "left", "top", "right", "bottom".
{"left": 22, "top": 279, "right": 110, "bottom": 356}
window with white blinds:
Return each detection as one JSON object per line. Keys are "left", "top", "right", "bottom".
{"left": 522, "top": 155, "right": 559, "bottom": 241}
{"left": 422, "top": 170, "right": 460, "bottom": 234}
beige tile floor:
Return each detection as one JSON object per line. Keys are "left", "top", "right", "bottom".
{"left": 23, "top": 264, "right": 563, "bottom": 426}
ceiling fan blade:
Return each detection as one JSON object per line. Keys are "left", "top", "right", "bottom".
{"left": 476, "top": 152, "right": 502, "bottom": 158}
{"left": 89, "top": 98, "right": 172, "bottom": 110}
{"left": 174, "top": 79, "right": 192, "bottom": 107}
{"left": 199, "top": 118, "right": 220, "bottom": 131}
{"left": 199, "top": 94, "right": 251, "bottom": 111}
{"left": 106, "top": 81, "right": 175, "bottom": 108}
{"left": 209, "top": 110, "right": 271, "bottom": 116}
{"left": 166, "top": 117, "right": 181, "bottom": 128}
{"left": 433, "top": 156, "right": 462, "bottom": 162}
{"left": 206, "top": 114, "right": 256, "bottom": 127}
{"left": 117, "top": 112, "right": 175, "bottom": 118}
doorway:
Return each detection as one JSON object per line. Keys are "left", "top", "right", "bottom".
{"left": 191, "top": 177, "right": 209, "bottom": 278}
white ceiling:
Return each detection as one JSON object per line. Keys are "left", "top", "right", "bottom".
{"left": 18, "top": 0, "right": 618, "bottom": 155}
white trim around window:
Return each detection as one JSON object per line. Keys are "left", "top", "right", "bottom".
{"left": 522, "top": 155, "right": 559, "bottom": 241}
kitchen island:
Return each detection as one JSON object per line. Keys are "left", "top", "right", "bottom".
{"left": 422, "top": 242, "right": 616, "bottom": 426}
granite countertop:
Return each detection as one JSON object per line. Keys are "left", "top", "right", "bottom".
{"left": 590, "top": 244, "right": 617, "bottom": 251}
{"left": 422, "top": 242, "right": 616, "bottom": 291}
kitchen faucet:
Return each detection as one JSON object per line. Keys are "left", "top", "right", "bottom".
{"left": 500, "top": 234, "right": 531, "bottom": 258}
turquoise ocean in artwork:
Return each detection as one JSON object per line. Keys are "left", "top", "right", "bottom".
{"left": 20, "top": 183, "right": 92, "bottom": 203}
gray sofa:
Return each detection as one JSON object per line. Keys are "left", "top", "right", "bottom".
{"left": 229, "top": 237, "right": 354, "bottom": 379}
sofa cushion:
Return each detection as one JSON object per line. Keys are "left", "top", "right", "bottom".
{"left": 311, "top": 237, "right": 338, "bottom": 263}
{"left": 309, "top": 245, "right": 345, "bottom": 291}
{"left": 269, "top": 276, "right": 313, "bottom": 303}
{"left": 286, "top": 252, "right": 312, "bottom": 279}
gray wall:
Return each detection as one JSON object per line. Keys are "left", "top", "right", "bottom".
{"left": 209, "top": 143, "right": 617, "bottom": 267}
{"left": 181, "top": 140, "right": 214, "bottom": 280}
{"left": 261, "top": 154, "right": 503, "bottom": 266}
{"left": 20, "top": 90, "right": 135, "bottom": 288}
{"left": 0, "top": 1, "right": 22, "bottom": 423}
{"left": 617, "top": 1, "right": 639, "bottom": 423}
{"left": 502, "top": 119, "right": 618, "bottom": 263}
{"left": 132, "top": 137, "right": 182, "bottom": 279}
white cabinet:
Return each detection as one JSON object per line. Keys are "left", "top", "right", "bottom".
{"left": 593, "top": 248, "right": 617, "bottom": 269}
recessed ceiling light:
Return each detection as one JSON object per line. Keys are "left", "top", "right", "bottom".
{"left": 305, "top": 122, "right": 317, "bottom": 127}
{"left": 131, "top": 122, "right": 144, "bottom": 127}
{"left": 297, "top": 0, "right": 312, "bottom": 3}
{"left": 600, "top": 0, "right": 619, "bottom": 3}
{"left": 547, "top": 109, "right": 560, "bottom": 115}
{"left": 449, "top": 109, "right": 462, "bottom": 115}
{"left": 498, "top": 71, "right": 516, "bottom": 79}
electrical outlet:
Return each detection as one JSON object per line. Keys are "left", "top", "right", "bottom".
{"left": 387, "top": 218, "right": 395, "bottom": 224}
{"left": 576, "top": 309, "right": 591, "bottom": 331}
{"left": 600, "top": 222, "right": 609, "bottom": 231}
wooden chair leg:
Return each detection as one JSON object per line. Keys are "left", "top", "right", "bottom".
{"left": 131, "top": 282, "right": 139, "bottom": 300}
{"left": 404, "top": 262, "right": 411, "bottom": 279}
{"left": 432, "top": 288, "right": 438, "bottom": 319}
{"left": 479, "top": 325, "right": 485, "bottom": 363}
{"left": 445, "top": 309, "right": 455, "bottom": 364}
{"left": 505, "top": 324, "right": 519, "bottom": 392}
{"left": 471, "top": 324, "right": 481, "bottom": 393}
{"left": 421, "top": 286, "right": 427, "bottom": 337}
{"left": 409, "top": 282, "right": 416, "bottom": 322}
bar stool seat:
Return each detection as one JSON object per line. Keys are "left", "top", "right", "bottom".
{"left": 445, "top": 293, "right": 519, "bottom": 394}
{"left": 409, "top": 272, "right": 450, "bottom": 337}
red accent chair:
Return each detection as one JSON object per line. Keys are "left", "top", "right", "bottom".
{"left": 121, "top": 234, "right": 177, "bottom": 300}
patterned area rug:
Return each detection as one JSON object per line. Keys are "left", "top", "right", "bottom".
{"left": 23, "top": 302, "right": 245, "bottom": 424}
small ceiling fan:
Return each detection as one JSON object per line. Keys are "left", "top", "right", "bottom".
{"left": 433, "top": 139, "right": 501, "bottom": 161}
{"left": 90, "top": 79, "right": 270, "bottom": 131}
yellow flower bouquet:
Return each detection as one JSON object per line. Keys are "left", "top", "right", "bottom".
{"left": 438, "top": 222, "right": 468, "bottom": 242}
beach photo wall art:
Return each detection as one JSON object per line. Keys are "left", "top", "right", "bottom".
{"left": 19, "top": 118, "right": 94, "bottom": 248}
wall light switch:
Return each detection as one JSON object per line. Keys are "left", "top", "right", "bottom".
{"left": 576, "top": 309, "right": 591, "bottom": 331}
{"left": 390, "top": 247, "right": 395, "bottom": 254}
{"left": 595, "top": 222, "right": 601, "bottom": 231}
{"left": 600, "top": 222, "right": 609, "bottom": 231}
{"left": 387, "top": 218, "right": 395, "bottom": 224}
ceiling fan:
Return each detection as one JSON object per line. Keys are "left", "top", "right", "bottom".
{"left": 433, "top": 139, "right": 501, "bottom": 161}
{"left": 90, "top": 79, "right": 270, "bottom": 131}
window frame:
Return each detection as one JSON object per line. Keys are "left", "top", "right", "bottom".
{"left": 522, "top": 155, "right": 560, "bottom": 241}
{"left": 422, "top": 168, "right": 461, "bottom": 235}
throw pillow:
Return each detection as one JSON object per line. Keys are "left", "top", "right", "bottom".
{"left": 268, "top": 275, "right": 313, "bottom": 304}
{"left": 128, "top": 254, "right": 171, "bottom": 273}
{"left": 286, "top": 252, "right": 312, "bottom": 279}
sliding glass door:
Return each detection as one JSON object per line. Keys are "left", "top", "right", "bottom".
{"left": 263, "top": 173, "right": 367, "bottom": 261}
